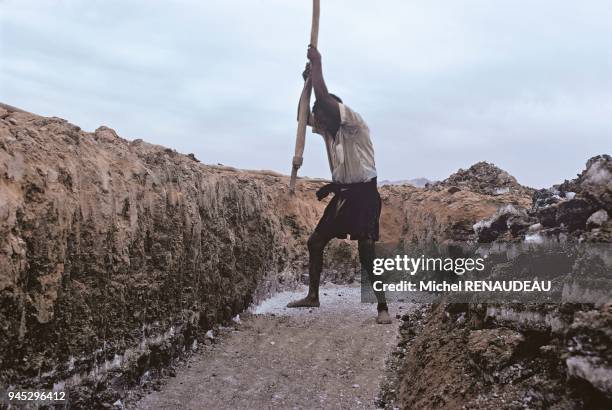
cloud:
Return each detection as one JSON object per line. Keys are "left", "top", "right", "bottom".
{"left": 1, "top": 0, "right": 610, "bottom": 188}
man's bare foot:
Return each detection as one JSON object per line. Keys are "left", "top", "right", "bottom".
{"left": 376, "top": 309, "right": 392, "bottom": 324}
{"left": 286, "top": 296, "right": 320, "bottom": 308}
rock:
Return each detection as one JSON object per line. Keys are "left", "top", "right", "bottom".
{"left": 473, "top": 204, "right": 527, "bottom": 242}
{"left": 566, "top": 305, "right": 612, "bottom": 399}
{"left": 533, "top": 205, "right": 557, "bottom": 229}
{"left": 587, "top": 209, "right": 609, "bottom": 229}
{"left": 187, "top": 153, "right": 200, "bottom": 162}
{"left": 538, "top": 344, "right": 558, "bottom": 357}
{"left": 507, "top": 214, "right": 537, "bottom": 236}
{"left": 527, "top": 223, "right": 542, "bottom": 232}
{"left": 468, "top": 328, "right": 525, "bottom": 373}
{"left": 555, "top": 198, "right": 597, "bottom": 231}
{"left": 94, "top": 126, "right": 120, "bottom": 142}
{"left": 493, "top": 187, "right": 510, "bottom": 195}
{"left": 566, "top": 356, "right": 612, "bottom": 399}
{"left": 532, "top": 188, "right": 562, "bottom": 210}
{"left": 447, "top": 186, "right": 461, "bottom": 194}
{"left": 556, "top": 154, "right": 611, "bottom": 193}
{"left": 583, "top": 155, "right": 612, "bottom": 187}
{"left": 527, "top": 155, "right": 611, "bottom": 241}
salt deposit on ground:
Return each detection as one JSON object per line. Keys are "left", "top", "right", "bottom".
{"left": 251, "top": 284, "right": 392, "bottom": 316}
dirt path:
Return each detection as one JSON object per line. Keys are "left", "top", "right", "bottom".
{"left": 133, "top": 285, "right": 414, "bottom": 409}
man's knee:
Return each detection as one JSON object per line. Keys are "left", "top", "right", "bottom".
{"left": 358, "top": 239, "right": 375, "bottom": 260}
{"left": 358, "top": 238, "right": 374, "bottom": 252}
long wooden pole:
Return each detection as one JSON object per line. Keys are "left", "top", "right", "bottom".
{"left": 289, "top": 0, "right": 320, "bottom": 194}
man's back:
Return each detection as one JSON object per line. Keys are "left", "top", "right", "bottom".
{"left": 320, "top": 103, "right": 377, "bottom": 184}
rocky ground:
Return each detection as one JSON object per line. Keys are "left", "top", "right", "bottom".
{"left": 132, "top": 285, "right": 413, "bottom": 410}
{"left": 0, "top": 103, "right": 610, "bottom": 409}
{"left": 379, "top": 302, "right": 612, "bottom": 410}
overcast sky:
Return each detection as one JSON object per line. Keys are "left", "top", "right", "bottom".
{"left": 1, "top": 0, "right": 611, "bottom": 188}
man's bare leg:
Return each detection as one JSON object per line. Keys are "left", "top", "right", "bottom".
{"left": 359, "top": 239, "right": 392, "bottom": 324}
{"left": 287, "top": 231, "right": 333, "bottom": 308}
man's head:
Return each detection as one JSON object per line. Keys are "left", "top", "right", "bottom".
{"left": 312, "top": 94, "right": 342, "bottom": 133}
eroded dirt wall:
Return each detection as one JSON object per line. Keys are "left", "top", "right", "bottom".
{"left": 0, "top": 105, "right": 345, "bottom": 402}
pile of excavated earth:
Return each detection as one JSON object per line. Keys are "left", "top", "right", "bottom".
{"left": 431, "top": 160, "right": 534, "bottom": 197}
{"left": 1, "top": 103, "right": 610, "bottom": 408}
{"left": 473, "top": 154, "right": 611, "bottom": 243}
{"left": 381, "top": 155, "right": 612, "bottom": 409}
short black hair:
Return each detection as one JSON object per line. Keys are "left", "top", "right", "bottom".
{"left": 313, "top": 93, "right": 342, "bottom": 113}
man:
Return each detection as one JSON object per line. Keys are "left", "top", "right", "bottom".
{"left": 287, "top": 46, "right": 391, "bottom": 324}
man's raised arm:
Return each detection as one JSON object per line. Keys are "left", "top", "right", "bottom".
{"left": 307, "top": 46, "right": 341, "bottom": 125}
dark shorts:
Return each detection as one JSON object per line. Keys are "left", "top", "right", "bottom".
{"left": 315, "top": 178, "right": 382, "bottom": 241}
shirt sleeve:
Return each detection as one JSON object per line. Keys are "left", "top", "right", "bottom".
{"left": 339, "top": 103, "right": 366, "bottom": 128}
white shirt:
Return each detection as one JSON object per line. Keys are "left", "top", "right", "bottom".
{"left": 315, "top": 103, "right": 377, "bottom": 184}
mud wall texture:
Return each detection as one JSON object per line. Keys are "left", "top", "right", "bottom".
{"left": 0, "top": 105, "right": 358, "bottom": 402}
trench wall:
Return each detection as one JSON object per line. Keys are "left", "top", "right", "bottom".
{"left": 0, "top": 105, "right": 354, "bottom": 403}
